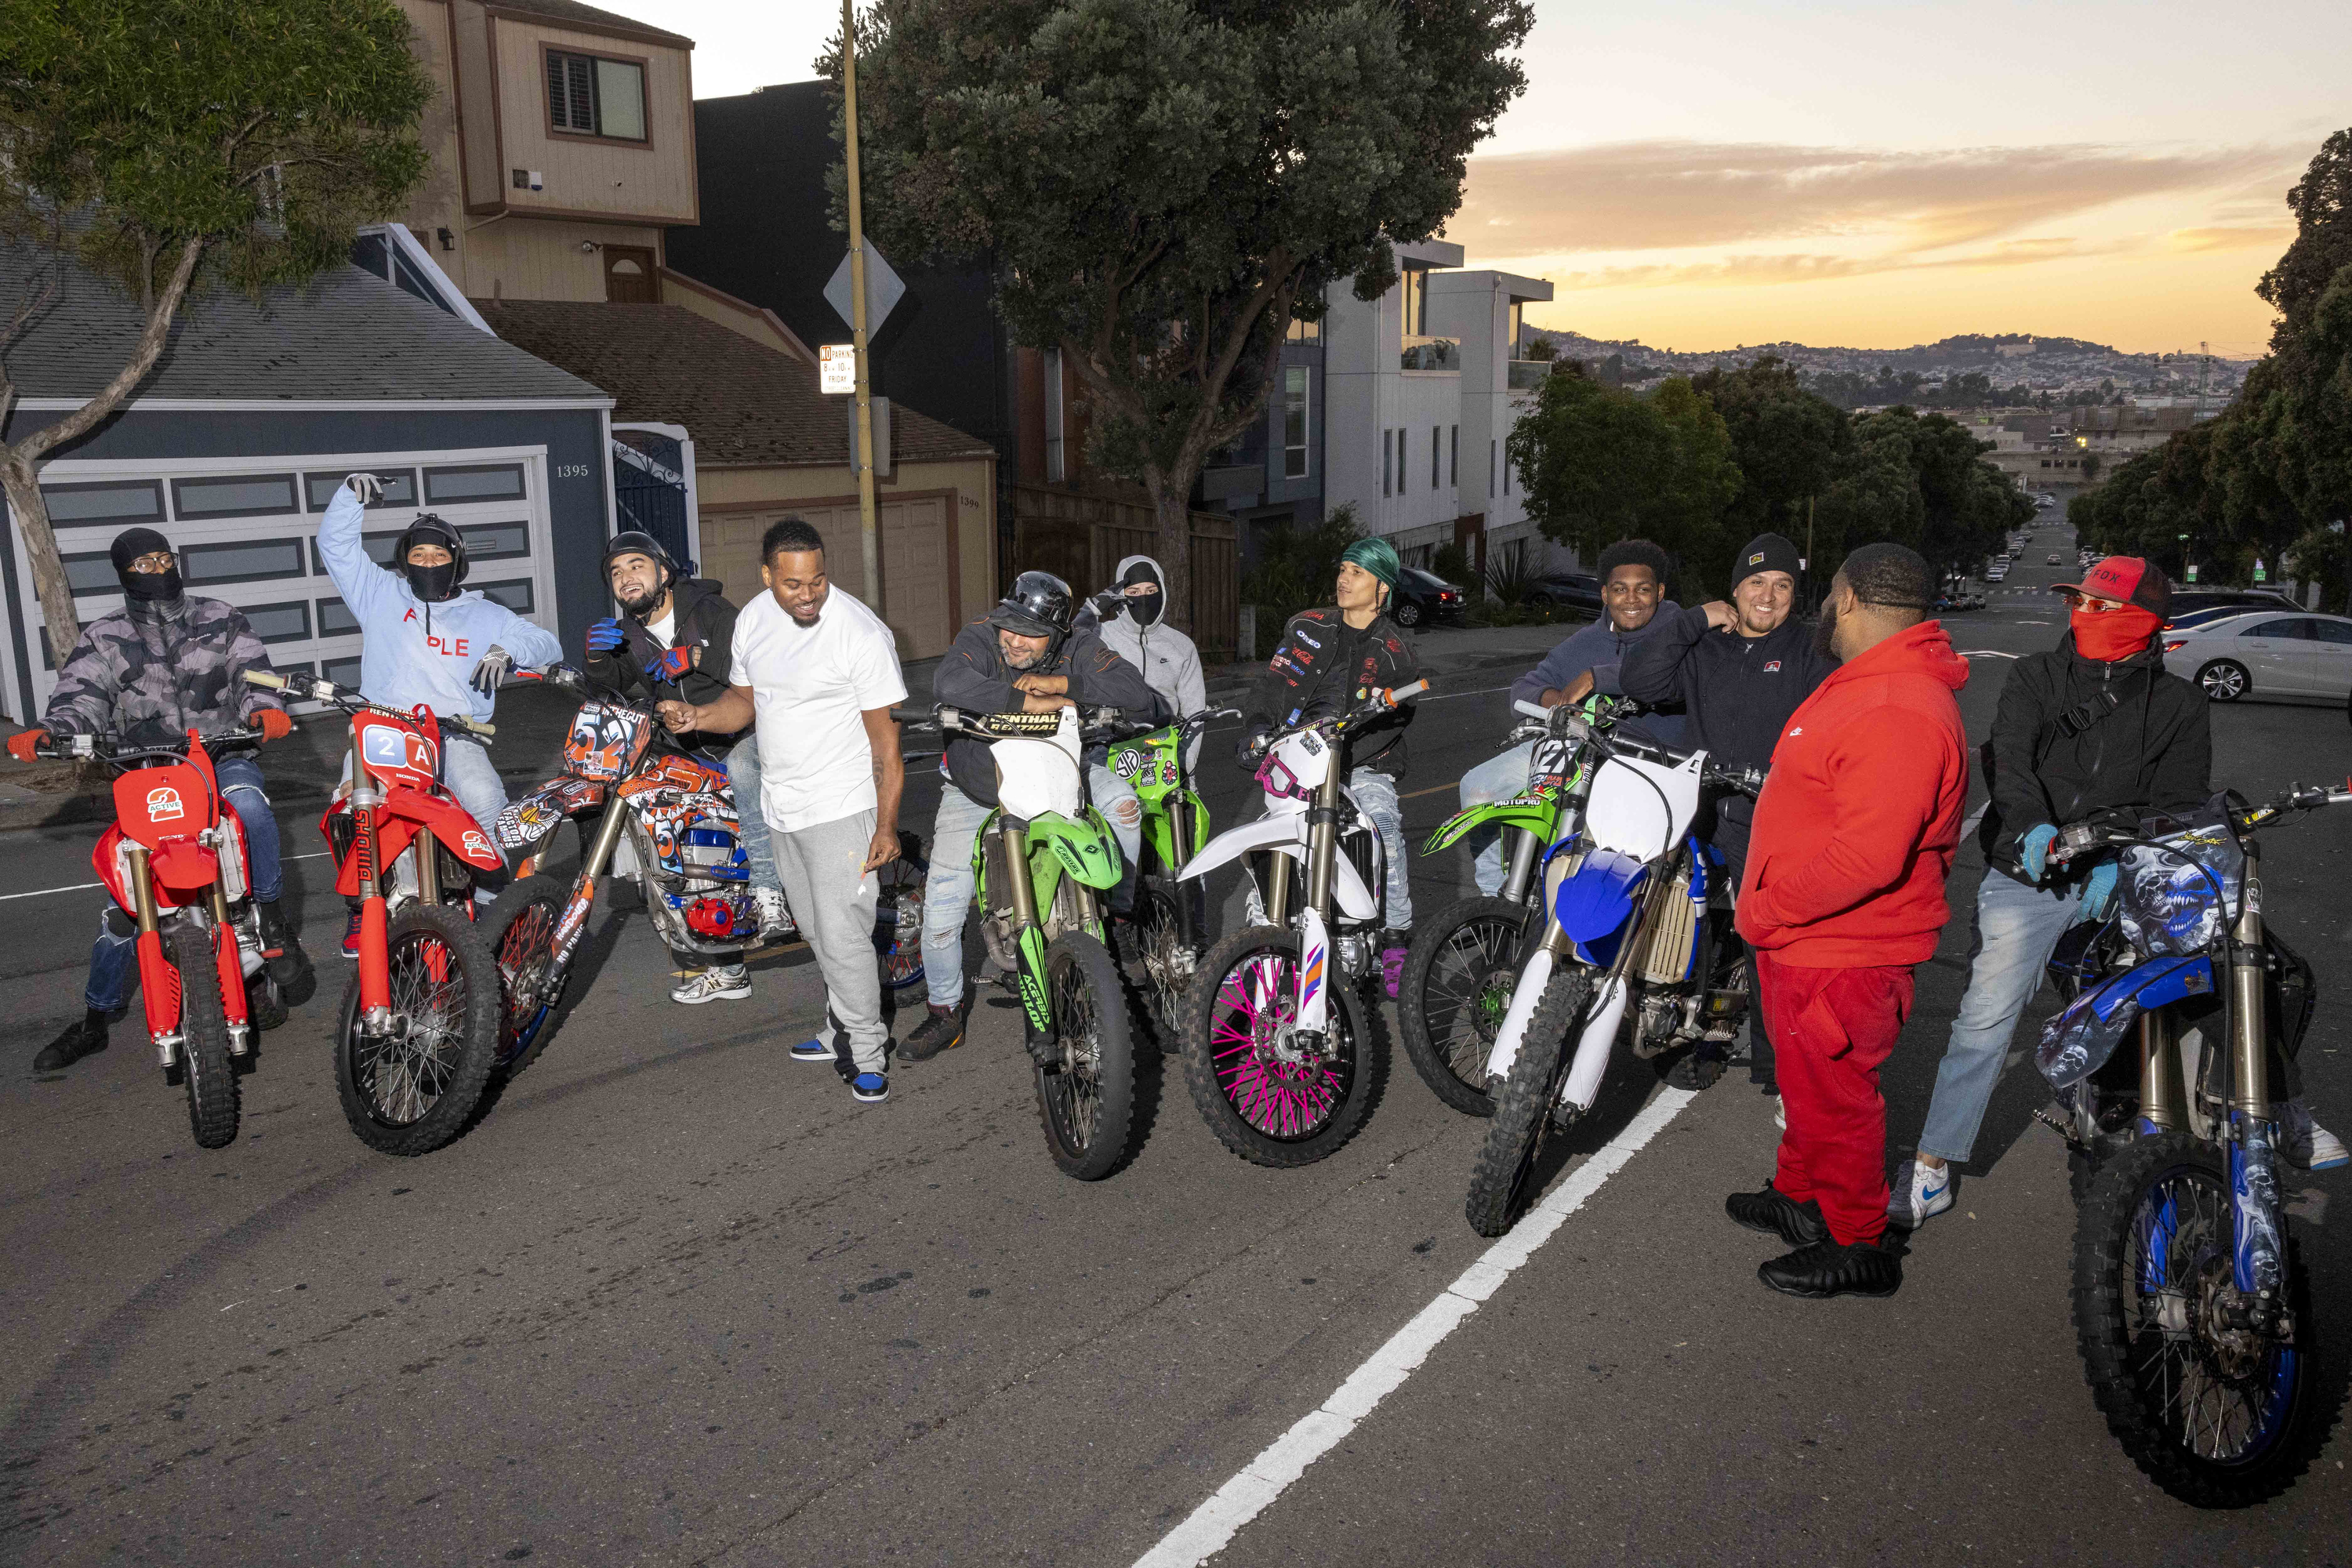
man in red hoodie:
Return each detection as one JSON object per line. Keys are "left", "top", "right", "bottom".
{"left": 1728, "top": 543, "right": 1971, "bottom": 1298}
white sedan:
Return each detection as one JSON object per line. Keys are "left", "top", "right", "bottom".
{"left": 2162, "top": 610, "right": 2352, "bottom": 704}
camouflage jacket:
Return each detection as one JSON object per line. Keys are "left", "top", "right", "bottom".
{"left": 42, "top": 596, "right": 283, "bottom": 749}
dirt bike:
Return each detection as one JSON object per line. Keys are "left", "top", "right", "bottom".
{"left": 2035, "top": 783, "right": 2350, "bottom": 1507}
{"left": 1464, "top": 698, "right": 1762, "bottom": 1236}
{"left": 481, "top": 666, "right": 923, "bottom": 1075}
{"left": 1174, "top": 680, "right": 1428, "bottom": 1167}
{"left": 1105, "top": 705, "right": 1242, "bottom": 1033}
{"left": 1398, "top": 699, "right": 1592, "bottom": 1116}
{"left": 36, "top": 720, "right": 290, "bottom": 1148}
{"left": 934, "top": 702, "right": 1138, "bottom": 1180}
{"left": 247, "top": 668, "right": 506, "bottom": 1157}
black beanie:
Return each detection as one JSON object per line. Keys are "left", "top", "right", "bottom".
{"left": 110, "top": 527, "right": 172, "bottom": 574}
{"left": 1730, "top": 532, "right": 1801, "bottom": 588}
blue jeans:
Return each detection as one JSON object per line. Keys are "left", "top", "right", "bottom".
{"left": 1348, "top": 768, "right": 1412, "bottom": 933}
{"left": 722, "top": 730, "right": 782, "bottom": 897}
{"left": 1458, "top": 742, "right": 1536, "bottom": 897}
{"left": 919, "top": 764, "right": 1141, "bottom": 1009}
{"left": 1916, "top": 869, "right": 2084, "bottom": 1163}
{"left": 88, "top": 753, "right": 283, "bottom": 1014}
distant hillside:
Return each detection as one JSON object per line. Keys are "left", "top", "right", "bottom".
{"left": 1525, "top": 329, "right": 2249, "bottom": 408}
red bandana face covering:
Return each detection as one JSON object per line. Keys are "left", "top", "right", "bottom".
{"left": 2072, "top": 602, "right": 2161, "bottom": 662}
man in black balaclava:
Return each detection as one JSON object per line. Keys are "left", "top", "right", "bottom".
{"left": 1093, "top": 553, "right": 1207, "bottom": 768}
{"left": 5, "top": 528, "right": 310, "bottom": 1070}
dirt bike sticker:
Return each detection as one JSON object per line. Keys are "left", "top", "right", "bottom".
{"left": 145, "top": 785, "right": 185, "bottom": 821}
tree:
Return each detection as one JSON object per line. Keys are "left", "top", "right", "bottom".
{"left": 843, "top": 0, "right": 1533, "bottom": 623}
{"left": 2257, "top": 128, "right": 2352, "bottom": 351}
{"left": 1522, "top": 335, "right": 1556, "bottom": 362}
{"left": 1690, "top": 354, "right": 1849, "bottom": 550}
{"left": 1813, "top": 407, "right": 2024, "bottom": 582}
{"left": 1508, "top": 368, "right": 1738, "bottom": 590}
{"left": 0, "top": 0, "right": 427, "bottom": 664}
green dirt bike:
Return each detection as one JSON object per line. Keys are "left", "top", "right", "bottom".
{"left": 1396, "top": 701, "right": 1589, "bottom": 1116}
{"left": 934, "top": 701, "right": 1142, "bottom": 1181}
{"left": 1107, "top": 706, "right": 1241, "bottom": 1033}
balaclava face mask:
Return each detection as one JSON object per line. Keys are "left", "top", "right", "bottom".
{"left": 2072, "top": 602, "right": 2161, "bottom": 662}
{"left": 1120, "top": 561, "right": 1165, "bottom": 627}
{"left": 110, "top": 527, "right": 183, "bottom": 607}
{"left": 402, "top": 521, "right": 463, "bottom": 603}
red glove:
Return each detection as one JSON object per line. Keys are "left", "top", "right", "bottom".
{"left": 256, "top": 709, "right": 294, "bottom": 743}
{"left": 6, "top": 728, "right": 47, "bottom": 762}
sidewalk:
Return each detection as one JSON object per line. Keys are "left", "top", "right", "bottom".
{"left": 0, "top": 619, "right": 1586, "bottom": 834}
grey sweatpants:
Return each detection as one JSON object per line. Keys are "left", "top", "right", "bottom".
{"left": 772, "top": 807, "right": 887, "bottom": 1075}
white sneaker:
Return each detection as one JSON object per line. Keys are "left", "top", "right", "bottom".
{"left": 753, "top": 887, "right": 796, "bottom": 940}
{"left": 670, "top": 967, "right": 751, "bottom": 1005}
{"left": 1888, "top": 1156, "right": 1955, "bottom": 1229}
{"left": 1773, "top": 1097, "right": 1786, "bottom": 1131}
{"left": 2282, "top": 1099, "right": 2350, "bottom": 1171}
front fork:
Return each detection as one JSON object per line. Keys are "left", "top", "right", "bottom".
{"left": 2224, "top": 844, "right": 2284, "bottom": 1302}
{"left": 540, "top": 804, "right": 629, "bottom": 989}
{"left": 994, "top": 814, "right": 1057, "bottom": 1065}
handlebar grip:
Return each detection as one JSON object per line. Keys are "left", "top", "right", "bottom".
{"left": 1512, "top": 699, "right": 1549, "bottom": 720}
{"left": 1388, "top": 679, "right": 1430, "bottom": 705}
{"left": 241, "top": 670, "right": 288, "bottom": 690}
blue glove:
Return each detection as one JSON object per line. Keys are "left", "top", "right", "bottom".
{"left": 2079, "top": 860, "right": 2118, "bottom": 922}
{"left": 644, "top": 645, "right": 693, "bottom": 683}
{"left": 2019, "top": 822, "right": 2058, "bottom": 883}
{"left": 585, "top": 617, "right": 626, "bottom": 654}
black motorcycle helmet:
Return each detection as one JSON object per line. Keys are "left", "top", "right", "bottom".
{"left": 393, "top": 514, "right": 468, "bottom": 601}
{"left": 989, "top": 570, "right": 1075, "bottom": 642}
{"left": 602, "top": 529, "right": 683, "bottom": 587}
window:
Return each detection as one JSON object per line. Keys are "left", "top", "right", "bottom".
{"left": 547, "top": 49, "right": 646, "bottom": 142}
{"left": 458, "top": 521, "right": 532, "bottom": 561}
{"left": 1450, "top": 425, "right": 1458, "bottom": 487}
{"left": 322, "top": 655, "right": 364, "bottom": 689}
{"left": 241, "top": 601, "right": 314, "bottom": 644}
{"left": 1503, "top": 452, "right": 1512, "bottom": 495}
{"left": 1282, "top": 368, "right": 1309, "bottom": 479}
{"left": 424, "top": 463, "right": 527, "bottom": 504}
{"left": 2310, "top": 620, "right": 2352, "bottom": 645}
{"left": 1432, "top": 426, "right": 1441, "bottom": 489}
{"left": 1284, "top": 317, "right": 1322, "bottom": 344}
{"left": 479, "top": 579, "right": 535, "bottom": 613}
{"left": 1490, "top": 440, "right": 1497, "bottom": 496}
{"left": 62, "top": 549, "right": 140, "bottom": 599}
{"left": 41, "top": 479, "right": 162, "bottom": 524}
{"left": 1401, "top": 267, "right": 1428, "bottom": 339}
{"left": 180, "top": 537, "right": 306, "bottom": 586}
{"left": 1044, "top": 348, "right": 1066, "bottom": 483}
{"left": 305, "top": 470, "right": 415, "bottom": 511}
{"left": 2241, "top": 619, "right": 2304, "bottom": 639}
{"left": 171, "top": 473, "right": 298, "bottom": 520}
{"left": 1508, "top": 300, "right": 1523, "bottom": 353}
{"left": 1397, "top": 429, "right": 1408, "bottom": 495}
{"left": 317, "top": 596, "right": 360, "bottom": 638}
{"left": 1381, "top": 428, "right": 1392, "bottom": 497}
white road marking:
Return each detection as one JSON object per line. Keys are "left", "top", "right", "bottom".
{"left": 1131, "top": 1086, "right": 1696, "bottom": 1568}
{"left": 0, "top": 849, "right": 334, "bottom": 902}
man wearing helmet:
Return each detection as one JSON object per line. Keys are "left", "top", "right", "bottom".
{"left": 586, "top": 532, "right": 792, "bottom": 1004}
{"left": 318, "top": 474, "right": 561, "bottom": 942}
{"left": 1242, "top": 537, "right": 1423, "bottom": 998}
{"left": 900, "top": 570, "right": 1164, "bottom": 1062}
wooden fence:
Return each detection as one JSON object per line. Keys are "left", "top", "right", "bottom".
{"left": 1011, "top": 484, "right": 1238, "bottom": 662}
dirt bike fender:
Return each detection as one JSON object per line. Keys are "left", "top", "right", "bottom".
{"left": 1029, "top": 811, "right": 1121, "bottom": 891}
{"left": 2035, "top": 953, "right": 2213, "bottom": 1090}
{"left": 1178, "top": 812, "right": 1305, "bottom": 884}
{"left": 390, "top": 785, "right": 506, "bottom": 869}
{"left": 1554, "top": 847, "right": 1649, "bottom": 945}
{"left": 1424, "top": 798, "right": 1555, "bottom": 856}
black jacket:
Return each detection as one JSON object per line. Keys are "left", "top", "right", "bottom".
{"left": 585, "top": 578, "right": 744, "bottom": 749}
{"left": 1978, "top": 636, "right": 2210, "bottom": 883}
{"left": 1619, "top": 605, "right": 1838, "bottom": 832}
{"left": 1243, "top": 607, "right": 1421, "bottom": 778}
{"left": 934, "top": 616, "right": 1164, "bottom": 807}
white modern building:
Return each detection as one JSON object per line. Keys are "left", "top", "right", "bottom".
{"left": 1321, "top": 240, "right": 1558, "bottom": 580}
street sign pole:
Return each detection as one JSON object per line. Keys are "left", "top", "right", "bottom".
{"left": 840, "top": 0, "right": 882, "bottom": 609}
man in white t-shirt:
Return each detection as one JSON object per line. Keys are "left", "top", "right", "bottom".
{"left": 659, "top": 518, "right": 909, "bottom": 1105}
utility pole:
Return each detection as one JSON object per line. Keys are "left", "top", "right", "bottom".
{"left": 840, "top": 0, "right": 882, "bottom": 608}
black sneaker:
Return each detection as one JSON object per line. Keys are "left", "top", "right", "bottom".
{"left": 900, "top": 1001, "right": 967, "bottom": 1062}
{"left": 1758, "top": 1235, "right": 1902, "bottom": 1299}
{"left": 1724, "top": 1181, "right": 1829, "bottom": 1247}
{"left": 34, "top": 1012, "right": 108, "bottom": 1072}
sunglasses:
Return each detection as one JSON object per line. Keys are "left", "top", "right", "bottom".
{"left": 2059, "top": 590, "right": 2125, "bottom": 612}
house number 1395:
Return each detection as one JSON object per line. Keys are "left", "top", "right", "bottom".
{"left": 556, "top": 463, "right": 591, "bottom": 479}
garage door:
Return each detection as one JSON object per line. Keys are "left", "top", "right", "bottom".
{"left": 699, "top": 496, "right": 955, "bottom": 660}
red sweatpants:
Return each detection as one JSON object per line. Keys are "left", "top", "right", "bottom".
{"left": 1755, "top": 952, "right": 1916, "bottom": 1246}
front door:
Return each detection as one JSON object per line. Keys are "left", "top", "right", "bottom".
{"left": 604, "top": 246, "right": 657, "bottom": 303}
{"left": 2234, "top": 616, "right": 2314, "bottom": 695}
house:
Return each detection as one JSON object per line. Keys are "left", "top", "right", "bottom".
{"left": 0, "top": 247, "right": 612, "bottom": 724}
{"left": 1321, "top": 241, "right": 1556, "bottom": 579}
{"left": 383, "top": 1, "right": 998, "bottom": 636}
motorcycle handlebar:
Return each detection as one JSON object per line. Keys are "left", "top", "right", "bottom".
{"left": 241, "top": 668, "right": 495, "bottom": 739}
{"left": 36, "top": 727, "right": 264, "bottom": 764}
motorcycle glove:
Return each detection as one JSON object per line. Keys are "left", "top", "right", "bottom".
{"left": 256, "top": 709, "right": 294, "bottom": 743}
{"left": 2019, "top": 822, "right": 2058, "bottom": 883}
{"left": 2078, "top": 860, "right": 2119, "bottom": 922}
{"left": 5, "top": 728, "right": 45, "bottom": 762}
{"left": 585, "top": 617, "right": 627, "bottom": 654}
{"left": 644, "top": 645, "right": 694, "bottom": 684}
{"left": 470, "top": 645, "right": 514, "bottom": 696}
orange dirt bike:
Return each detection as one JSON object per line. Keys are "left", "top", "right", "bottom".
{"left": 244, "top": 668, "right": 507, "bottom": 1156}
{"left": 36, "top": 720, "right": 289, "bottom": 1148}
{"left": 480, "top": 666, "right": 923, "bottom": 1073}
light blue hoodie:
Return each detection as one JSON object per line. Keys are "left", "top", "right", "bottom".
{"left": 318, "top": 486, "right": 564, "bottom": 723}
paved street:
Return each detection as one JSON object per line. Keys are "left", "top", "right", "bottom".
{"left": 5, "top": 538, "right": 2350, "bottom": 1566}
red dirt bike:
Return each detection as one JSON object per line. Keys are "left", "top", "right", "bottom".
{"left": 245, "top": 668, "right": 506, "bottom": 1156}
{"left": 481, "top": 666, "right": 925, "bottom": 1073}
{"left": 37, "top": 720, "right": 292, "bottom": 1148}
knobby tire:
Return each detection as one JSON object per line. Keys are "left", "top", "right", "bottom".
{"left": 1178, "top": 925, "right": 1385, "bottom": 1170}
{"left": 1399, "top": 895, "right": 1533, "bottom": 1118}
{"left": 170, "top": 924, "right": 240, "bottom": 1149}
{"left": 335, "top": 903, "right": 503, "bottom": 1156}
{"left": 1465, "top": 965, "right": 1594, "bottom": 1236}
{"left": 1035, "top": 932, "right": 1138, "bottom": 1181}
{"left": 485, "top": 874, "right": 574, "bottom": 1082}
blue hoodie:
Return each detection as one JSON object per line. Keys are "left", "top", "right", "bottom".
{"left": 318, "top": 487, "right": 563, "bottom": 723}
{"left": 1507, "top": 605, "right": 1689, "bottom": 749}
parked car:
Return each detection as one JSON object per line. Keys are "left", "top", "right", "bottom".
{"left": 1390, "top": 567, "right": 1466, "bottom": 629}
{"left": 2161, "top": 610, "right": 2352, "bottom": 704}
{"left": 2046, "top": 552, "right": 2062, "bottom": 564}
{"left": 1522, "top": 571, "right": 1604, "bottom": 614}
{"left": 2166, "top": 588, "right": 2302, "bottom": 620}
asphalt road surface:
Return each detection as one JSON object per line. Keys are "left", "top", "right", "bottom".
{"left": 5, "top": 534, "right": 2350, "bottom": 1566}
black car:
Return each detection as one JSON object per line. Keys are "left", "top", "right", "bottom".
{"left": 1523, "top": 571, "right": 1604, "bottom": 614}
{"left": 1391, "top": 567, "right": 1467, "bottom": 628}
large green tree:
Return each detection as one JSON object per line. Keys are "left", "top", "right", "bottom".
{"left": 840, "top": 0, "right": 1533, "bottom": 619}
{"left": 1507, "top": 366, "right": 1740, "bottom": 591}
{"left": 1690, "top": 354, "right": 1849, "bottom": 557}
{"left": 1813, "top": 408, "right": 2026, "bottom": 583}
{"left": 0, "top": 0, "right": 428, "bottom": 664}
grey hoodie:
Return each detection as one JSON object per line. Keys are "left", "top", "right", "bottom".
{"left": 1508, "top": 605, "right": 1689, "bottom": 749}
{"left": 1096, "top": 554, "right": 1208, "bottom": 765}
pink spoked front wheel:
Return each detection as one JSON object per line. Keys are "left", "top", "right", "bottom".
{"left": 1178, "top": 925, "right": 1382, "bottom": 1168}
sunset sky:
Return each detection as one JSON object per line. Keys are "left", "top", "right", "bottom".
{"left": 607, "top": 0, "right": 2350, "bottom": 357}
